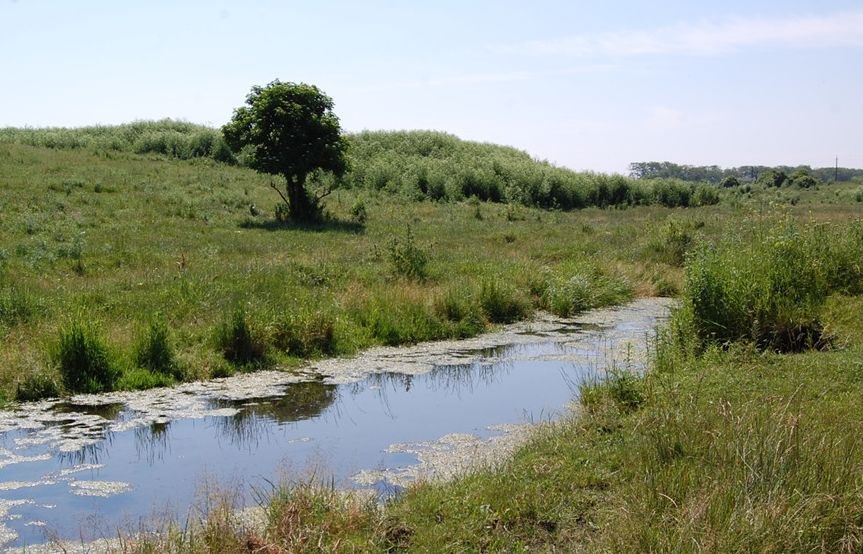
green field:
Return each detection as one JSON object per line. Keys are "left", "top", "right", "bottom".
{"left": 0, "top": 124, "right": 733, "bottom": 399}
{"left": 1, "top": 123, "right": 862, "bottom": 551}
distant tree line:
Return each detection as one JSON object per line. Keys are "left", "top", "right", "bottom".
{"left": 629, "top": 161, "right": 863, "bottom": 184}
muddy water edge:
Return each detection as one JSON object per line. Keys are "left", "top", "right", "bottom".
{"left": 0, "top": 297, "right": 672, "bottom": 550}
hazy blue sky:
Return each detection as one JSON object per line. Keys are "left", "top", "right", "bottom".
{"left": 1, "top": 1, "right": 861, "bottom": 172}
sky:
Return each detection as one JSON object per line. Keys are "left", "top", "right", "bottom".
{"left": 1, "top": 1, "right": 861, "bottom": 173}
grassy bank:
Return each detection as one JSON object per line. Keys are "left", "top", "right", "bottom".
{"left": 118, "top": 216, "right": 863, "bottom": 552}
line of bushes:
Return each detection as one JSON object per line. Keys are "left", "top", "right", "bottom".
{"left": 0, "top": 120, "right": 235, "bottom": 163}
{"left": 343, "top": 131, "right": 720, "bottom": 210}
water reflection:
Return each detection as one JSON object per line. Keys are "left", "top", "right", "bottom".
{"left": 135, "top": 421, "right": 170, "bottom": 465}
{"left": 37, "top": 346, "right": 574, "bottom": 469}
{"left": 0, "top": 298, "right": 672, "bottom": 549}
{"left": 208, "top": 381, "right": 339, "bottom": 449}
{"left": 52, "top": 402, "right": 124, "bottom": 420}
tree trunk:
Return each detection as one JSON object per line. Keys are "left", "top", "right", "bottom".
{"left": 284, "top": 174, "right": 316, "bottom": 222}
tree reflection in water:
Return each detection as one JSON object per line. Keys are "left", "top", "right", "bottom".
{"left": 210, "top": 381, "right": 339, "bottom": 448}
{"left": 52, "top": 402, "right": 124, "bottom": 420}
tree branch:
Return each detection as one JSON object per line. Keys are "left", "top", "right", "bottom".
{"left": 315, "top": 185, "right": 335, "bottom": 201}
{"left": 270, "top": 180, "right": 290, "bottom": 206}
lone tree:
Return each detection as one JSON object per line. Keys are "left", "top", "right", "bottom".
{"left": 222, "top": 81, "right": 348, "bottom": 222}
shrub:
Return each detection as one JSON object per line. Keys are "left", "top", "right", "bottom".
{"left": 388, "top": 226, "right": 429, "bottom": 280}
{"left": 650, "top": 272, "right": 679, "bottom": 297}
{"left": 57, "top": 321, "right": 121, "bottom": 393}
{"left": 720, "top": 176, "right": 741, "bottom": 188}
{"left": 216, "top": 308, "right": 268, "bottom": 366}
{"left": 756, "top": 169, "right": 788, "bottom": 188}
{"left": 790, "top": 169, "right": 819, "bottom": 189}
{"left": 646, "top": 218, "right": 698, "bottom": 266}
{"left": 679, "top": 222, "right": 861, "bottom": 352}
{"left": 648, "top": 179, "right": 692, "bottom": 207}
{"left": 209, "top": 136, "right": 236, "bottom": 164}
{"left": 349, "top": 199, "right": 368, "bottom": 225}
{"left": 134, "top": 315, "right": 181, "bottom": 378}
{"left": 691, "top": 185, "right": 720, "bottom": 206}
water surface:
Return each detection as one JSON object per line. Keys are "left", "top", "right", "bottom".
{"left": 0, "top": 298, "right": 670, "bottom": 549}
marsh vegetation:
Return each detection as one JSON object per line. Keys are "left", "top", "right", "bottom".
{"left": 0, "top": 119, "right": 862, "bottom": 551}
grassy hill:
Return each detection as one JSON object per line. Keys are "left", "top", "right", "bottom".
{"left": 0, "top": 122, "right": 720, "bottom": 211}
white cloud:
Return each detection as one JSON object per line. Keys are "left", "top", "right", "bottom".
{"left": 505, "top": 10, "right": 863, "bottom": 58}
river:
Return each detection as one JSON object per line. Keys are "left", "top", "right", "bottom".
{"left": 0, "top": 297, "right": 672, "bottom": 550}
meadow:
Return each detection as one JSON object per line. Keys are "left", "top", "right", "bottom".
{"left": 0, "top": 126, "right": 710, "bottom": 400}
{"left": 1, "top": 122, "right": 862, "bottom": 551}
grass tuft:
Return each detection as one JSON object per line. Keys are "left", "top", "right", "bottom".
{"left": 15, "top": 370, "right": 61, "bottom": 401}
{"left": 0, "top": 283, "right": 43, "bottom": 326}
{"left": 134, "top": 315, "right": 181, "bottom": 379}
{"left": 216, "top": 307, "right": 268, "bottom": 366}
{"left": 271, "top": 310, "right": 338, "bottom": 358}
{"left": 388, "top": 226, "right": 429, "bottom": 280}
{"left": 479, "top": 279, "right": 530, "bottom": 323}
{"left": 56, "top": 320, "right": 120, "bottom": 393}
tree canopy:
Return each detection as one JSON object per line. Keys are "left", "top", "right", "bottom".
{"left": 222, "top": 81, "right": 348, "bottom": 221}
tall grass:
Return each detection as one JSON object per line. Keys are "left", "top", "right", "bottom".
{"left": 56, "top": 320, "right": 120, "bottom": 393}
{"left": 216, "top": 308, "right": 268, "bottom": 367}
{"left": 680, "top": 220, "right": 863, "bottom": 351}
{"left": 0, "top": 120, "right": 234, "bottom": 162}
{"left": 0, "top": 283, "right": 42, "bottom": 327}
{"left": 585, "top": 298, "right": 863, "bottom": 552}
{"left": 345, "top": 130, "right": 721, "bottom": 210}
{"left": 134, "top": 315, "right": 181, "bottom": 379}
{"left": 0, "top": 125, "right": 721, "bottom": 211}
